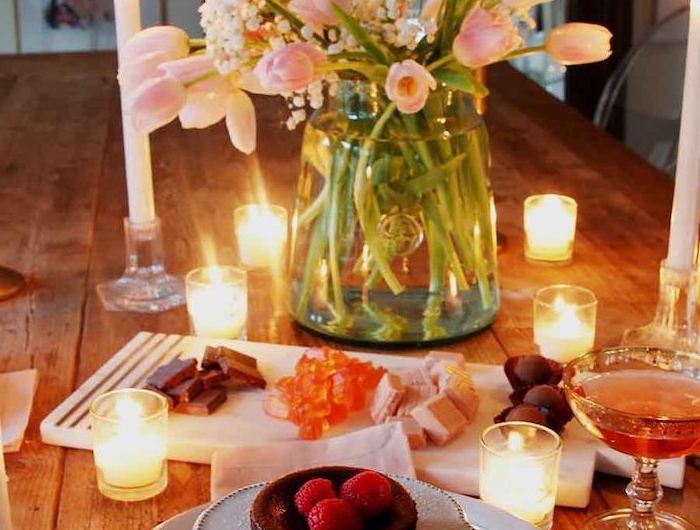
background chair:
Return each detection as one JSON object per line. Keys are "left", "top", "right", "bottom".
{"left": 593, "top": 5, "right": 689, "bottom": 176}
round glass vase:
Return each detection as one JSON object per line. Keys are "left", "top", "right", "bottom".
{"left": 288, "top": 80, "right": 500, "bottom": 346}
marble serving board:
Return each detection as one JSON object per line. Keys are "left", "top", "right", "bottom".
{"left": 40, "top": 332, "right": 685, "bottom": 508}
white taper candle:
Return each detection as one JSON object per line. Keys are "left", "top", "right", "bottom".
{"left": 666, "top": 0, "right": 700, "bottom": 270}
{"left": 0, "top": 421, "right": 13, "bottom": 530}
{"left": 113, "top": 0, "right": 156, "bottom": 225}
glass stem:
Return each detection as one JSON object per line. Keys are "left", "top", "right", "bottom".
{"left": 625, "top": 457, "right": 663, "bottom": 530}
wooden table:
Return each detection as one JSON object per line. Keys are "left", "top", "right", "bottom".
{"left": 0, "top": 52, "right": 698, "bottom": 530}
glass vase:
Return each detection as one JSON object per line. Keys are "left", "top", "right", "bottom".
{"left": 288, "top": 80, "right": 500, "bottom": 346}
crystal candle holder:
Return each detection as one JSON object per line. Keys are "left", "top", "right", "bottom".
{"left": 524, "top": 194, "right": 578, "bottom": 263}
{"left": 480, "top": 421, "right": 562, "bottom": 530}
{"left": 533, "top": 284, "right": 597, "bottom": 363}
{"left": 234, "top": 204, "right": 288, "bottom": 270}
{"left": 90, "top": 389, "right": 168, "bottom": 502}
{"left": 186, "top": 265, "right": 248, "bottom": 339}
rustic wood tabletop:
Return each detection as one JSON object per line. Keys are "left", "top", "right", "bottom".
{"left": 0, "top": 52, "right": 698, "bottom": 530}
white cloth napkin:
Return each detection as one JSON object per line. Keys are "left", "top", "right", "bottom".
{"left": 210, "top": 422, "right": 415, "bottom": 500}
{"left": 1, "top": 369, "right": 38, "bottom": 452}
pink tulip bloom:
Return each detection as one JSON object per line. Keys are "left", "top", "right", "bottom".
{"left": 127, "top": 76, "right": 187, "bottom": 134}
{"left": 254, "top": 43, "right": 326, "bottom": 92}
{"left": 452, "top": 7, "right": 522, "bottom": 68}
{"left": 289, "top": 0, "right": 351, "bottom": 29}
{"left": 121, "top": 25, "right": 190, "bottom": 63}
{"left": 159, "top": 55, "right": 216, "bottom": 83}
{"left": 226, "top": 89, "right": 257, "bottom": 154}
{"left": 385, "top": 59, "right": 437, "bottom": 114}
{"left": 179, "top": 90, "right": 230, "bottom": 129}
{"left": 118, "top": 50, "right": 172, "bottom": 95}
{"left": 546, "top": 23, "right": 613, "bottom": 65}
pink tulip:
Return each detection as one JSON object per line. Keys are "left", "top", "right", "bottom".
{"left": 254, "top": 43, "right": 326, "bottom": 92}
{"left": 121, "top": 25, "right": 190, "bottom": 63}
{"left": 545, "top": 23, "right": 613, "bottom": 65}
{"left": 226, "top": 89, "right": 257, "bottom": 154}
{"left": 159, "top": 55, "right": 216, "bottom": 83}
{"left": 118, "top": 50, "right": 172, "bottom": 95}
{"left": 127, "top": 76, "right": 187, "bottom": 134}
{"left": 179, "top": 90, "right": 230, "bottom": 129}
{"left": 452, "top": 7, "right": 522, "bottom": 68}
{"left": 288, "top": 0, "right": 351, "bottom": 28}
{"left": 385, "top": 59, "right": 437, "bottom": 114}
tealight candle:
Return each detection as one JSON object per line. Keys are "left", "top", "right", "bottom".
{"left": 186, "top": 265, "right": 247, "bottom": 339}
{"left": 0, "top": 420, "right": 12, "bottom": 530}
{"left": 90, "top": 389, "right": 168, "bottom": 501}
{"left": 533, "top": 284, "right": 597, "bottom": 363}
{"left": 234, "top": 204, "right": 288, "bottom": 270}
{"left": 524, "top": 194, "right": 577, "bottom": 263}
{"left": 480, "top": 421, "right": 562, "bottom": 530}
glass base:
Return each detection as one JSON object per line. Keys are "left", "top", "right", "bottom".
{"left": 580, "top": 509, "right": 694, "bottom": 530}
{"left": 97, "top": 217, "right": 185, "bottom": 314}
{"left": 97, "top": 470, "right": 168, "bottom": 502}
{"left": 97, "top": 274, "right": 185, "bottom": 313}
{"left": 621, "top": 262, "right": 699, "bottom": 352}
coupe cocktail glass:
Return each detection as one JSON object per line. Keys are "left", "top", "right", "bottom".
{"left": 562, "top": 347, "right": 700, "bottom": 530}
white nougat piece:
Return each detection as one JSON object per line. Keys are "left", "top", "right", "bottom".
{"left": 369, "top": 372, "right": 405, "bottom": 424}
{"left": 410, "top": 392, "right": 468, "bottom": 446}
{"left": 389, "top": 416, "right": 428, "bottom": 450}
{"left": 423, "top": 351, "right": 467, "bottom": 384}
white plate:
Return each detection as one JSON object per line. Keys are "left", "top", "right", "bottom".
{"left": 152, "top": 479, "right": 536, "bottom": 530}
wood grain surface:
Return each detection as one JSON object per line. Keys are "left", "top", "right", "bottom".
{"left": 0, "top": 52, "right": 697, "bottom": 530}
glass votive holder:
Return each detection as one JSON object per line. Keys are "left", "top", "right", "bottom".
{"left": 90, "top": 389, "right": 168, "bottom": 502}
{"left": 524, "top": 194, "right": 578, "bottom": 263}
{"left": 480, "top": 421, "right": 562, "bottom": 530}
{"left": 186, "top": 265, "right": 247, "bottom": 339}
{"left": 234, "top": 204, "right": 288, "bottom": 270}
{"left": 533, "top": 284, "right": 597, "bottom": 363}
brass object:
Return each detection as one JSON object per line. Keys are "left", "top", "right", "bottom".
{"left": 0, "top": 265, "right": 26, "bottom": 300}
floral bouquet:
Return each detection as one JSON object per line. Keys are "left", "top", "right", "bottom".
{"left": 120, "top": 0, "right": 612, "bottom": 344}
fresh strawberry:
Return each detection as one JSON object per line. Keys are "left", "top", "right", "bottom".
{"left": 307, "top": 498, "right": 363, "bottom": 530}
{"left": 339, "top": 470, "right": 393, "bottom": 518}
{"left": 294, "top": 478, "right": 336, "bottom": 516}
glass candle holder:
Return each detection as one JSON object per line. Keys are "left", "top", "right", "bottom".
{"left": 234, "top": 204, "right": 288, "bottom": 270}
{"left": 524, "top": 194, "right": 578, "bottom": 263}
{"left": 533, "top": 284, "right": 597, "bottom": 363}
{"left": 90, "top": 389, "right": 168, "bottom": 502}
{"left": 480, "top": 421, "right": 562, "bottom": 530}
{"left": 186, "top": 265, "right": 248, "bottom": 340}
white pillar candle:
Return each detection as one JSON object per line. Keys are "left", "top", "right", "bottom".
{"left": 480, "top": 422, "right": 562, "bottom": 530}
{"left": 0, "top": 421, "right": 13, "bottom": 530}
{"left": 90, "top": 389, "right": 168, "bottom": 501}
{"left": 533, "top": 284, "right": 597, "bottom": 363}
{"left": 113, "top": 0, "right": 156, "bottom": 225}
{"left": 667, "top": 0, "right": 700, "bottom": 270}
{"left": 234, "top": 205, "right": 288, "bottom": 269}
{"left": 186, "top": 266, "right": 248, "bottom": 339}
{"left": 524, "top": 194, "right": 577, "bottom": 263}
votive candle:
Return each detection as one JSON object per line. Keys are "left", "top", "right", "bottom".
{"left": 234, "top": 204, "right": 288, "bottom": 270}
{"left": 524, "top": 194, "right": 577, "bottom": 263}
{"left": 186, "top": 265, "right": 247, "bottom": 339}
{"left": 480, "top": 422, "right": 562, "bottom": 530}
{"left": 90, "top": 389, "right": 168, "bottom": 501}
{"left": 533, "top": 284, "right": 597, "bottom": 363}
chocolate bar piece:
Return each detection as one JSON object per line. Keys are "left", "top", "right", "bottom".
{"left": 144, "top": 384, "right": 176, "bottom": 409}
{"left": 174, "top": 388, "right": 227, "bottom": 416}
{"left": 217, "top": 352, "right": 266, "bottom": 389}
{"left": 198, "top": 369, "right": 226, "bottom": 389}
{"left": 165, "top": 377, "right": 203, "bottom": 403}
{"left": 202, "top": 345, "right": 258, "bottom": 372}
{"left": 147, "top": 358, "right": 198, "bottom": 390}
{"left": 201, "top": 346, "right": 224, "bottom": 371}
